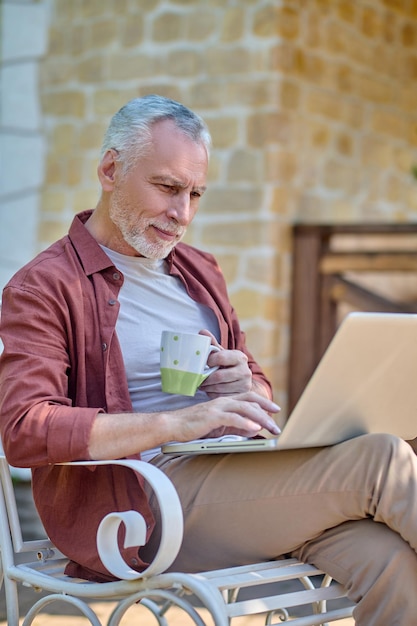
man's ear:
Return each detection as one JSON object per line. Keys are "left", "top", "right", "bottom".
{"left": 97, "top": 149, "right": 118, "bottom": 191}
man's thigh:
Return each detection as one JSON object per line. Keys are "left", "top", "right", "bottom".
{"left": 148, "top": 437, "right": 391, "bottom": 572}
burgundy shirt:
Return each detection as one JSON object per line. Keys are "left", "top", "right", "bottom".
{"left": 0, "top": 210, "right": 272, "bottom": 581}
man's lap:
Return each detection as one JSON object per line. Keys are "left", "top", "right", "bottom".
{"left": 146, "top": 434, "right": 411, "bottom": 572}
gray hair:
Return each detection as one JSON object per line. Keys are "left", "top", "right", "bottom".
{"left": 100, "top": 94, "right": 211, "bottom": 172}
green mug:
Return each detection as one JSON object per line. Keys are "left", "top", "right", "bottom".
{"left": 160, "top": 331, "right": 220, "bottom": 396}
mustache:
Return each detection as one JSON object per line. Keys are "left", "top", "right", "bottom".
{"left": 150, "top": 222, "right": 185, "bottom": 237}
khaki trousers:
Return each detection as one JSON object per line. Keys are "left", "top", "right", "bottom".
{"left": 148, "top": 433, "right": 417, "bottom": 625}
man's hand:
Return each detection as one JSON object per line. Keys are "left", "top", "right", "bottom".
{"left": 169, "top": 391, "right": 280, "bottom": 442}
{"left": 198, "top": 330, "right": 254, "bottom": 397}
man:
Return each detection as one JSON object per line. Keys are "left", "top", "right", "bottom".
{"left": 1, "top": 95, "right": 417, "bottom": 625}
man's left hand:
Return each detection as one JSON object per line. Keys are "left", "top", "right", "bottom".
{"left": 198, "top": 330, "right": 254, "bottom": 397}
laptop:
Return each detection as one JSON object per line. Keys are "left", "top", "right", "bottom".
{"left": 162, "top": 312, "right": 417, "bottom": 455}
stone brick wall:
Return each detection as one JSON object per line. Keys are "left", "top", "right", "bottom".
{"left": 0, "top": 0, "right": 50, "bottom": 290}
{"left": 4, "top": 0, "right": 417, "bottom": 409}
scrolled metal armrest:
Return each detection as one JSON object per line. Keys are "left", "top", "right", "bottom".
{"left": 61, "top": 459, "right": 183, "bottom": 580}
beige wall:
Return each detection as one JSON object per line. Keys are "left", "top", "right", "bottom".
{"left": 0, "top": 0, "right": 50, "bottom": 290}
{"left": 7, "top": 0, "right": 417, "bottom": 409}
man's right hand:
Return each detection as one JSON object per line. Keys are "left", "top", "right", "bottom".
{"left": 168, "top": 392, "right": 280, "bottom": 442}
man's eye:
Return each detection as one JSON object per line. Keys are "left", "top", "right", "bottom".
{"left": 191, "top": 191, "right": 201, "bottom": 199}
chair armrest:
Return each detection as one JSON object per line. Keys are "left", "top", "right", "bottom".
{"left": 60, "top": 459, "right": 183, "bottom": 580}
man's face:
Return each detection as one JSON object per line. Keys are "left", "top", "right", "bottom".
{"left": 108, "top": 119, "right": 208, "bottom": 258}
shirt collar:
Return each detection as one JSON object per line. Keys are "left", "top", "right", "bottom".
{"left": 68, "top": 210, "right": 115, "bottom": 276}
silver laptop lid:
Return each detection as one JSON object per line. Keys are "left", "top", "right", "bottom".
{"left": 278, "top": 312, "right": 417, "bottom": 449}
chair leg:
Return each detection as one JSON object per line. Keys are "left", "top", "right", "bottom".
{"left": 3, "top": 574, "right": 20, "bottom": 626}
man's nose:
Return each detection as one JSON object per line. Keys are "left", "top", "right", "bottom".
{"left": 167, "top": 192, "right": 192, "bottom": 225}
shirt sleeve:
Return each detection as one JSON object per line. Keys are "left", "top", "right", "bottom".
{"left": 0, "top": 283, "right": 99, "bottom": 467}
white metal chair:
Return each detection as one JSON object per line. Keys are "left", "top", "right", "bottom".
{"left": 0, "top": 454, "right": 355, "bottom": 625}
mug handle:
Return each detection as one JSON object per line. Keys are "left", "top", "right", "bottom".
{"left": 202, "top": 345, "right": 221, "bottom": 378}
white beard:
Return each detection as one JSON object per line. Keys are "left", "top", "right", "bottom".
{"left": 109, "top": 191, "right": 185, "bottom": 259}
{"left": 118, "top": 224, "right": 180, "bottom": 259}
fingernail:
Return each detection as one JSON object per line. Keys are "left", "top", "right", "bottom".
{"left": 268, "top": 420, "right": 280, "bottom": 434}
{"left": 270, "top": 402, "right": 280, "bottom": 412}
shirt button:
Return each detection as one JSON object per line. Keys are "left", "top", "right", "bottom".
{"left": 102, "top": 343, "right": 107, "bottom": 351}
{"left": 112, "top": 272, "right": 121, "bottom": 281}
{"left": 108, "top": 299, "right": 117, "bottom": 306}
{"left": 131, "top": 558, "right": 138, "bottom": 566}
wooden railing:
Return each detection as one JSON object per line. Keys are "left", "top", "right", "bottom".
{"left": 288, "top": 223, "right": 417, "bottom": 412}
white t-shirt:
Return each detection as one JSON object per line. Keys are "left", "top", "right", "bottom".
{"left": 102, "top": 246, "right": 220, "bottom": 460}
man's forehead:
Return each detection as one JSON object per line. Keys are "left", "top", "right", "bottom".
{"left": 150, "top": 120, "right": 207, "bottom": 154}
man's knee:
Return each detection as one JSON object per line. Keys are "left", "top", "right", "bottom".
{"left": 354, "top": 431, "right": 407, "bottom": 452}
{"left": 342, "top": 432, "right": 414, "bottom": 468}
{"left": 294, "top": 518, "right": 417, "bottom": 591}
